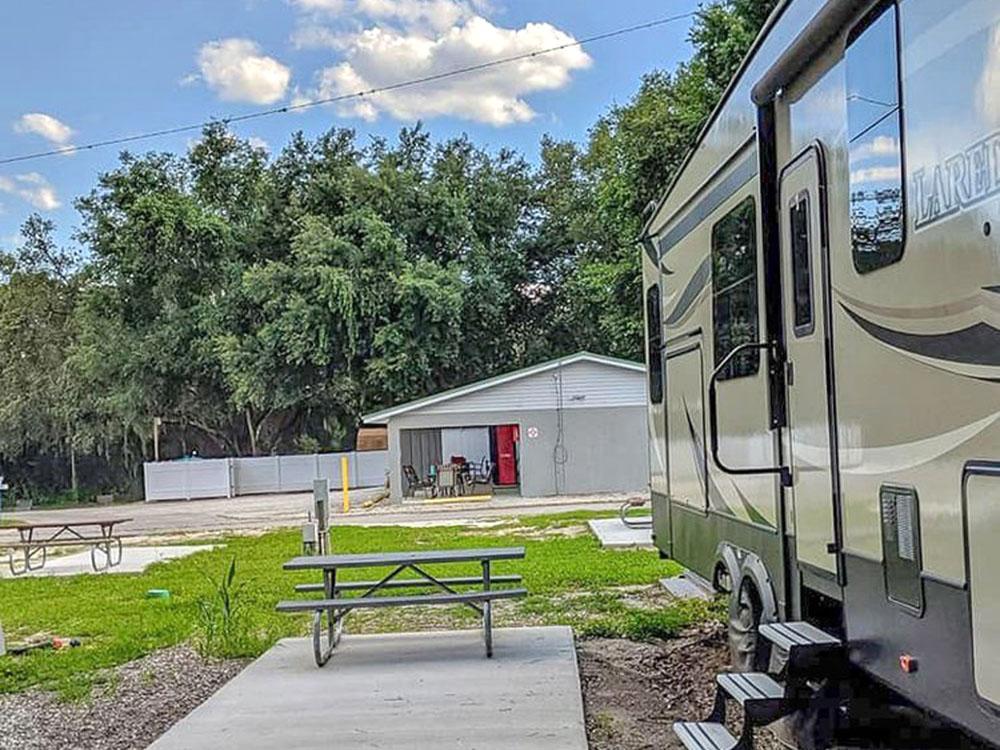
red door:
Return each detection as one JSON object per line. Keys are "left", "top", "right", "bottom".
{"left": 495, "top": 425, "right": 519, "bottom": 485}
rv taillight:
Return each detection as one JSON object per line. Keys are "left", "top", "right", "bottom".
{"left": 899, "top": 654, "right": 918, "bottom": 673}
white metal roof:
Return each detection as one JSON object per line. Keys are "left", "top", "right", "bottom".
{"left": 362, "top": 351, "right": 645, "bottom": 424}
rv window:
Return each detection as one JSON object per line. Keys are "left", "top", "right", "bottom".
{"left": 711, "top": 197, "right": 760, "bottom": 380}
{"left": 846, "top": 3, "right": 905, "bottom": 273}
{"left": 646, "top": 284, "right": 663, "bottom": 404}
{"left": 789, "top": 192, "right": 814, "bottom": 335}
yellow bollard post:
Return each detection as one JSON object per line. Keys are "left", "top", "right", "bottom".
{"left": 341, "top": 455, "right": 350, "bottom": 513}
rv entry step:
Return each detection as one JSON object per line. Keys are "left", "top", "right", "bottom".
{"left": 674, "top": 721, "right": 740, "bottom": 750}
{"left": 758, "top": 620, "right": 840, "bottom": 651}
{"left": 715, "top": 672, "right": 787, "bottom": 724}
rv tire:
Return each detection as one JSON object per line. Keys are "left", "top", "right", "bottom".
{"left": 728, "top": 577, "right": 768, "bottom": 672}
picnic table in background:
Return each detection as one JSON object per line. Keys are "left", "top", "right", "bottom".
{"left": 277, "top": 547, "right": 527, "bottom": 666}
{"left": 4, "top": 517, "right": 132, "bottom": 576}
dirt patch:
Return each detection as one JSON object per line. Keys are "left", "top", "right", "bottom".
{"left": 0, "top": 646, "right": 247, "bottom": 750}
{"left": 458, "top": 522, "right": 590, "bottom": 539}
{"left": 579, "top": 623, "right": 782, "bottom": 750}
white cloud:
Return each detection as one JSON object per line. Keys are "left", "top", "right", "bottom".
{"left": 248, "top": 136, "right": 270, "bottom": 152}
{"left": 357, "top": 0, "right": 473, "bottom": 33}
{"left": 0, "top": 173, "right": 61, "bottom": 210}
{"left": 850, "top": 134, "right": 899, "bottom": 163}
{"left": 197, "top": 39, "right": 292, "bottom": 104}
{"left": 301, "top": 16, "right": 591, "bottom": 126}
{"left": 291, "top": 24, "right": 345, "bottom": 50}
{"left": 850, "top": 166, "right": 901, "bottom": 185}
{"left": 291, "top": 0, "right": 346, "bottom": 12}
{"left": 978, "top": 26, "right": 1000, "bottom": 125}
{"left": 292, "top": 0, "right": 492, "bottom": 47}
{"left": 13, "top": 113, "right": 75, "bottom": 149}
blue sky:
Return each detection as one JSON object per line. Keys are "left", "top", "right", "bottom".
{"left": 0, "top": 1, "right": 700, "bottom": 251}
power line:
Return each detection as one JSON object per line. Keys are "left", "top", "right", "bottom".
{"left": 0, "top": 11, "right": 697, "bottom": 167}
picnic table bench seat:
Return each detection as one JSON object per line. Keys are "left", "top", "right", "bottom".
{"left": 276, "top": 587, "right": 528, "bottom": 613}
{"left": 294, "top": 574, "right": 522, "bottom": 593}
{"left": 6, "top": 538, "right": 115, "bottom": 548}
{"left": 278, "top": 546, "right": 527, "bottom": 667}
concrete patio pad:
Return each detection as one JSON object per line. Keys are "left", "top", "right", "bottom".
{"left": 588, "top": 517, "right": 653, "bottom": 548}
{"left": 1, "top": 545, "right": 217, "bottom": 578}
{"left": 660, "top": 571, "right": 714, "bottom": 601}
{"left": 151, "top": 626, "right": 587, "bottom": 750}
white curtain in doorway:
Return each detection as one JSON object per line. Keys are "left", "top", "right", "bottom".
{"left": 441, "top": 427, "right": 491, "bottom": 465}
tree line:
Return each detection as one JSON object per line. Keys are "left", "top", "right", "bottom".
{"left": 0, "top": 0, "right": 776, "bottom": 501}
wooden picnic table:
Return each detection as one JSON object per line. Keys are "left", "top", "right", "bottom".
{"left": 277, "top": 546, "right": 527, "bottom": 666}
{"left": 5, "top": 517, "right": 133, "bottom": 576}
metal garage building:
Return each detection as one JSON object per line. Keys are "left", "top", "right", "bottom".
{"left": 362, "top": 352, "right": 649, "bottom": 501}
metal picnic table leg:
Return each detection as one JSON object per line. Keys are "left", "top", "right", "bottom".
{"left": 90, "top": 540, "right": 116, "bottom": 572}
{"left": 8, "top": 547, "right": 30, "bottom": 576}
{"left": 482, "top": 560, "right": 493, "bottom": 658}
{"left": 90, "top": 527, "right": 124, "bottom": 572}
{"left": 312, "top": 567, "right": 342, "bottom": 668}
{"left": 10, "top": 530, "right": 47, "bottom": 576}
{"left": 11, "top": 546, "right": 46, "bottom": 576}
{"left": 110, "top": 536, "right": 123, "bottom": 567}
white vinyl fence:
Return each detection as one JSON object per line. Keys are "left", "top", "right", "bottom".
{"left": 143, "top": 451, "right": 388, "bottom": 502}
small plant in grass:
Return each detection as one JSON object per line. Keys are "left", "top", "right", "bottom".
{"left": 194, "top": 558, "right": 271, "bottom": 659}
{"left": 578, "top": 598, "right": 719, "bottom": 641}
{"left": 591, "top": 711, "right": 617, "bottom": 740}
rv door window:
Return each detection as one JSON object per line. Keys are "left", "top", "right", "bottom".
{"left": 711, "top": 196, "right": 760, "bottom": 380}
{"left": 789, "top": 191, "right": 814, "bottom": 335}
{"left": 646, "top": 284, "right": 663, "bottom": 404}
{"left": 846, "top": 3, "right": 905, "bottom": 273}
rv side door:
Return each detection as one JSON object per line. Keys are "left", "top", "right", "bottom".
{"left": 778, "top": 143, "right": 842, "bottom": 580}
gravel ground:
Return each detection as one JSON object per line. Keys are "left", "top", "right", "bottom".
{"left": 579, "top": 623, "right": 783, "bottom": 750}
{"left": 0, "top": 625, "right": 784, "bottom": 750}
{"left": 1, "top": 627, "right": 986, "bottom": 749}
{"left": 0, "top": 647, "right": 247, "bottom": 750}
{"left": 1, "top": 628, "right": 767, "bottom": 750}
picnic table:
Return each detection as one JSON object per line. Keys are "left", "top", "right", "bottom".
{"left": 277, "top": 547, "right": 527, "bottom": 667}
{"left": 4, "top": 517, "right": 132, "bottom": 576}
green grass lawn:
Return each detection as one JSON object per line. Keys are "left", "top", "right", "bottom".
{"left": 0, "top": 512, "right": 706, "bottom": 699}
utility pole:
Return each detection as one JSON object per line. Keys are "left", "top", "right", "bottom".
{"left": 67, "top": 420, "right": 78, "bottom": 496}
{"left": 153, "top": 417, "right": 162, "bottom": 462}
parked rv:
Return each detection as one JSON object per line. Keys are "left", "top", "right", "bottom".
{"left": 641, "top": 0, "right": 1000, "bottom": 747}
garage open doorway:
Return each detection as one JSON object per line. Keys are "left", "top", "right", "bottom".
{"left": 398, "top": 424, "right": 520, "bottom": 498}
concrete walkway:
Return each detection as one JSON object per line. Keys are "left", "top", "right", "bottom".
{"left": 0, "top": 545, "right": 217, "bottom": 578}
{"left": 150, "top": 627, "right": 587, "bottom": 750}
{"left": 1, "top": 492, "right": 628, "bottom": 540}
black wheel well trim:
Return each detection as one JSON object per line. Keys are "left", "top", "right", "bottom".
{"left": 740, "top": 551, "right": 779, "bottom": 624}
{"left": 714, "top": 542, "right": 779, "bottom": 624}
{"left": 715, "top": 542, "right": 743, "bottom": 595}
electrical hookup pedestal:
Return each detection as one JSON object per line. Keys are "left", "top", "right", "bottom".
{"left": 302, "top": 479, "right": 331, "bottom": 556}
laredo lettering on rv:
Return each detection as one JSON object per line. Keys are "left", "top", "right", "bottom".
{"left": 912, "top": 129, "right": 1000, "bottom": 230}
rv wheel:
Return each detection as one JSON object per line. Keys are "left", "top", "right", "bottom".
{"left": 727, "top": 577, "right": 768, "bottom": 672}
